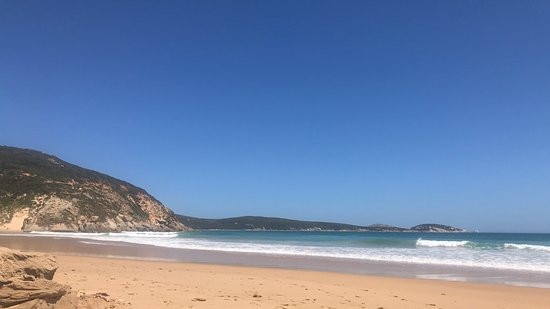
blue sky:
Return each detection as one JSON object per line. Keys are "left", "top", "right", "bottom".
{"left": 1, "top": 1, "right": 549, "bottom": 232}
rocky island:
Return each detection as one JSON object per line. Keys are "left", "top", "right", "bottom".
{"left": 0, "top": 146, "right": 187, "bottom": 232}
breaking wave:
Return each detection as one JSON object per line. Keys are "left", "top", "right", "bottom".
{"left": 17, "top": 231, "right": 550, "bottom": 274}
{"left": 504, "top": 243, "right": 550, "bottom": 252}
{"left": 416, "top": 239, "right": 470, "bottom": 248}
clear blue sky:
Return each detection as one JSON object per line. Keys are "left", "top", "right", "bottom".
{"left": 1, "top": 1, "right": 549, "bottom": 232}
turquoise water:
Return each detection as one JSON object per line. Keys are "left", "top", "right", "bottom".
{"left": 175, "top": 231, "right": 550, "bottom": 272}
{"left": 182, "top": 231, "right": 550, "bottom": 250}
{"left": 28, "top": 231, "right": 550, "bottom": 274}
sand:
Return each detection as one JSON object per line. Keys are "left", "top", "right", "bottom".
{"left": 50, "top": 255, "right": 550, "bottom": 309}
{"left": 1, "top": 235, "right": 548, "bottom": 308}
{"left": 0, "top": 208, "right": 28, "bottom": 231}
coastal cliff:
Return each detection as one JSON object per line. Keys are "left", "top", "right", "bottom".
{"left": 0, "top": 146, "right": 188, "bottom": 232}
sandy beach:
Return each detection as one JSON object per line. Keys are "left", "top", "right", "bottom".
{"left": 1, "top": 235, "right": 549, "bottom": 309}
{"left": 51, "top": 255, "right": 550, "bottom": 309}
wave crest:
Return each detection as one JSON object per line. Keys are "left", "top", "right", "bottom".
{"left": 112, "top": 231, "right": 179, "bottom": 238}
{"left": 504, "top": 243, "right": 550, "bottom": 252}
{"left": 416, "top": 239, "right": 470, "bottom": 248}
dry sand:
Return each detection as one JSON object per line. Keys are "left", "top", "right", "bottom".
{"left": 0, "top": 208, "right": 28, "bottom": 231}
{"left": 51, "top": 255, "right": 550, "bottom": 309}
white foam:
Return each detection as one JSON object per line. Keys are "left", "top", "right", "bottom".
{"left": 112, "top": 232, "right": 179, "bottom": 238}
{"left": 416, "top": 239, "right": 470, "bottom": 248}
{"left": 29, "top": 231, "right": 108, "bottom": 237}
{"left": 79, "top": 240, "right": 108, "bottom": 245}
{"left": 28, "top": 231, "right": 178, "bottom": 238}
{"left": 504, "top": 243, "right": 550, "bottom": 252}
{"left": 13, "top": 232, "right": 550, "bottom": 274}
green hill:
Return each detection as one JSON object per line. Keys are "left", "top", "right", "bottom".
{"left": 176, "top": 215, "right": 461, "bottom": 232}
{"left": 0, "top": 146, "right": 464, "bottom": 233}
{"left": 0, "top": 146, "right": 187, "bottom": 232}
{"left": 177, "top": 215, "right": 405, "bottom": 231}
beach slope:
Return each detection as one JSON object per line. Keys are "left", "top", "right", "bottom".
{"left": 52, "top": 255, "right": 550, "bottom": 309}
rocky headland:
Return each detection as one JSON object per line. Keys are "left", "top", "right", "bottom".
{"left": 0, "top": 146, "right": 187, "bottom": 232}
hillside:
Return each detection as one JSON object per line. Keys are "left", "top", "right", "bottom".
{"left": 410, "top": 224, "right": 465, "bottom": 232}
{"left": 177, "top": 215, "right": 405, "bottom": 231}
{"left": 0, "top": 146, "right": 187, "bottom": 232}
{"left": 177, "top": 215, "right": 462, "bottom": 232}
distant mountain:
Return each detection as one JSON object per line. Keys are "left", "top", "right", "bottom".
{"left": 176, "top": 215, "right": 381, "bottom": 231}
{"left": 177, "top": 215, "right": 463, "bottom": 232}
{"left": 365, "top": 223, "right": 408, "bottom": 232}
{"left": 0, "top": 146, "right": 188, "bottom": 232}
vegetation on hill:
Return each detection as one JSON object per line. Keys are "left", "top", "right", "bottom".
{"left": 0, "top": 146, "right": 186, "bottom": 232}
{"left": 0, "top": 146, "right": 464, "bottom": 233}
{"left": 410, "top": 224, "right": 465, "bottom": 232}
{"left": 177, "top": 215, "right": 395, "bottom": 231}
{"left": 177, "top": 215, "right": 462, "bottom": 232}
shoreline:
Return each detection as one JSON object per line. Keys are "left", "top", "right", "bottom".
{"left": 2, "top": 234, "right": 550, "bottom": 308}
{"left": 1, "top": 233, "right": 550, "bottom": 289}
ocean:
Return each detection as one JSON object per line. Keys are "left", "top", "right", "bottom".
{"left": 16, "top": 231, "right": 550, "bottom": 287}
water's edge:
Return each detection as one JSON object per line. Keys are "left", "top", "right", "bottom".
{"left": 1, "top": 232, "right": 549, "bottom": 288}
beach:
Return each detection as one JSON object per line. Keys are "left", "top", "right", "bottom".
{"left": 53, "top": 255, "right": 550, "bottom": 309}
{"left": 3, "top": 1, "right": 549, "bottom": 308}
{"left": 1, "top": 235, "right": 550, "bottom": 308}
{"left": 2, "top": 231, "right": 550, "bottom": 288}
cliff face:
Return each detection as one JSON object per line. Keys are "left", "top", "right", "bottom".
{"left": 0, "top": 146, "right": 188, "bottom": 232}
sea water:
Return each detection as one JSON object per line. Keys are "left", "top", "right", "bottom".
{"left": 24, "top": 231, "right": 550, "bottom": 286}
